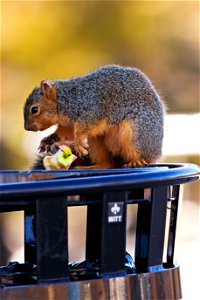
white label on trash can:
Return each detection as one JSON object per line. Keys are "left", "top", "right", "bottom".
{"left": 108, "top": 202, "right": 124, "bottom": 223}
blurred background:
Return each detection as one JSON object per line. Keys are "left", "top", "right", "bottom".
{"left": 0, "top": 1, "right": 199, "bottom": 298}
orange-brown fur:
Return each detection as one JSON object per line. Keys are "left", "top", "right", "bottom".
{"left": 50, "top": 119, "right": 149, "bottom": 169}
{"left": 105, "top": 120, "right": 149, "bottom": 167}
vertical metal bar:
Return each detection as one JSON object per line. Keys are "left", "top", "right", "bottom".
{"left": 86, "top": 193, "right": 103, "bottom": 261}
{"left": 135, "top": 199, "right": 150, "bottom": 273}
{"left": 86, "top": 191, "right": 127, "bottom": 274}
{"left": 36, "top": 197, "right": 68, "bottom": 281}
{"left": 24, "top": 205, "right": 36, "bottom": 264}
{"left": 167, "top": 185, "right": 180, "bottom": 267}
{"left": 100, "top": 191, "right": 127, "bottom": 274}
{"left": 135, "top": 186, "right": 168, "bottom": 272}
{"left": 148, "top": 186, "right": 168, "bottom": 269}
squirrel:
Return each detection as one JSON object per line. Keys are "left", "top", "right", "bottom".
{"left": 24, "top": 65, "right": 165, "bottom": 169}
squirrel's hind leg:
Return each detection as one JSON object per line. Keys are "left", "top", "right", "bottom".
{"left": 106, "top": 119, "right": 149, "bottom": 168}
{"left": 120, "top": 120, "right": 149, "bottom": 167}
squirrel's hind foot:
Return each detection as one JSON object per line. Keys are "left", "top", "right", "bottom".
{"left": 123, "top": 159, "right": 148, "bottom": 168}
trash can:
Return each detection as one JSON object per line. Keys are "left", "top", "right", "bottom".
{"left": 0, "top": 164, "right": 199, "bottom": 299}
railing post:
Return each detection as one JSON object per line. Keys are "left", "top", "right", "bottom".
{"left": 135, "top": 186, "right": 168, "bottom": 272}
{"left": 86, "top": 191, "right": 127, "bottom": 275}
{"left": 167, "top": 185, "right": 180, "bottom": 267}
{"left": 36, "top": 197, "right": 68, "bottom": 281}
{"left": 24, "top": 205, "right": 36, "bottom": 264}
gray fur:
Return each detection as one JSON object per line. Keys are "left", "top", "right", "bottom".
{"left": 52, "top": 65, "right": 165, "bottom": 161}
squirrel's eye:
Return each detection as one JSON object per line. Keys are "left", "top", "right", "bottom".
{"left": 31, "top": 106, "right": 39, "bottom": 115}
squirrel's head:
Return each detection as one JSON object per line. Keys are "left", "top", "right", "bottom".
{"left": 24, "top": 81, "right": 58, "bottom": 131}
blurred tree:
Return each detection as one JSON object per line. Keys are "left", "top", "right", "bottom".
{"left": 1, "top": 0, "right": 199, "bottom": 169}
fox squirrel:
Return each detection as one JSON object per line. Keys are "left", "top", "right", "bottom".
{"left": 24, "top": 65, "right": 165, "bottom": 169}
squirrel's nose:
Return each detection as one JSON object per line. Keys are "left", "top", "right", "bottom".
{"left": 24, "top": 122, "right": 34, "bottom": 131}
{"left": 25, "top": 127, "right": 32, "bottom": 131}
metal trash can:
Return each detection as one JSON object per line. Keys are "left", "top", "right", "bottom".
{"left": 0, "top": 164, "right": 199, "bottom": 299}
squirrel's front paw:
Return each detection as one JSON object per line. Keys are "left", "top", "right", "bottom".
{"left": 39, "top": 133, "right": 60, "bottom": 154}
{"left": 75, "top": 139, "right": 89, "bottom": 157}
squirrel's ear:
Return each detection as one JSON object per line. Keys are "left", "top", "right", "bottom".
{"left": 40, "top": 80, "right": 53, "bottom": 99}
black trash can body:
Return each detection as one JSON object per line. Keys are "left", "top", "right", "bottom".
{"left": 0, "top": 164, "right": 199, "bottom": 299}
